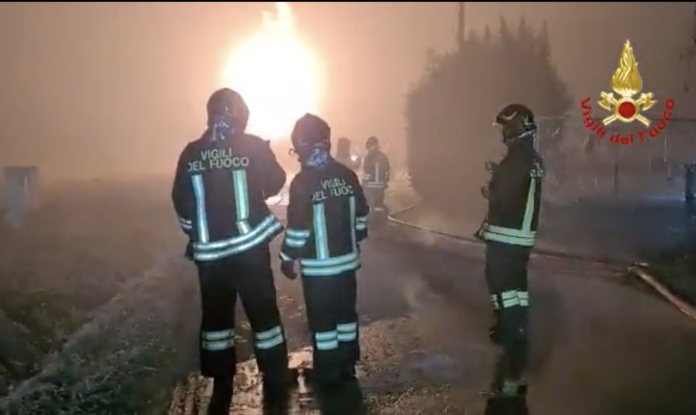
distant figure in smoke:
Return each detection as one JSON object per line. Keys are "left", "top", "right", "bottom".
{"left": 685, "top": 162, "right": 696, "bottom": 210}
{"left": 171, "top": 88, "right": 295, "bottom": 414}
{"left": 362, "top": 135, "right": 391, "bottom": 223}
{"left": 280, "top": 114, "right": 369, "bottom": 399}
{"left": 479, "top": 104, "right": 544, "bottom": 415}
{"left": 334, "top": 137, "right": 361, "bottom": 171}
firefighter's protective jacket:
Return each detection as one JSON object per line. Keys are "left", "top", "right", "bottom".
{"left": 171, "top": 132, "right": 286, "bottom": 261}
{"left": 481, "top": 144, "right": 544, "bottom": 247}
{"left": 686, "top": 163, "right": 696, "bottom": 207}
{"left": 362, "top": 149, "right": 390, "bottom": 189}
{"left": 280, "top": 160, "right": 369, "bottom": 277}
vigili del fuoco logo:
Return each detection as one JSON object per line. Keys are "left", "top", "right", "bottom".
{"left": 580, "top": 40, "right": 675, "bottom": 146}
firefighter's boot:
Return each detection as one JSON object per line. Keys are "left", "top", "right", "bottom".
{"left": 303, "top": 366, "right": 344, "bottom": 391}
{"left": 262, "top": 368, "right": 299, "bottom": 412}
{"left": 342, "top": 363, "right": 357, "bottom": 382}
{"left": 485, "top": 380, "right": 528, "bottom": 415}
{"left": 207, "top": 377, "right": 233, "bottom": 415}
{"left": 316, "top": 377, "right": 367, "bottom": 415}
{"left": 484, "top": 395, "right": 529, "bottom": 415}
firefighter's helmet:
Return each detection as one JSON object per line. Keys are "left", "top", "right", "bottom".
{"left": 337, "top": 137, "right": 351, "bottom": 152}
{"left": 494, "top": 104, "right": 536, "bottom": 145}
{"left": 206, "top": 88, "right": 250, "bottom": 134}
{"left": 366, "top": 136, "right": 379, "bottom": 151}
{"left": 291, "top": 113, "right": 331, "bottom": 161}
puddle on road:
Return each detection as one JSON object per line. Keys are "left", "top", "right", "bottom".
{"left": 169, "top": 348, "right": 322, "bottom": 415}
{"left": 170, "top": 347, "right": 472, "bottom": 414}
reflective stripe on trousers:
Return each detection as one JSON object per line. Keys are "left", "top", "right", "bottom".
{"left": 492, "top": 290, "right": 529, "bottom": 309}
{"left": 314, "top": 330, "right": 339, "bottom": 350}
{"left": 254, "top": 325, "right": 285, "bottom": 350}
{"left": 337, "top": 322, "right": 358, "bottom": 342}
{"left": 202, "top": 328, "right": 235, "bottom": 351}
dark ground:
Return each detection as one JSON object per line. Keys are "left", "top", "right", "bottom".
{"left": 171, "top": 201, "right": 696, "bottom": 415}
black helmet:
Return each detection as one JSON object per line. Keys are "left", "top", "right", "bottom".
{"left": 337, "top": 137, "right": 351, "bottom": 152}
{"left": 206, "top": 88, "right": 250, "bottom": 134}
{"left": 494, "top": 104, "right": 536, "bottom": 145}
{"left": 366, "top": 136, "right": 379, "bottom": 150}
{"left": 291, "top": 113, "right": 331, "bottom": 160}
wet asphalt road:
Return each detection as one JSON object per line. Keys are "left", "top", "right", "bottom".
{"left": 173, "top": 224, "right": 696, "bottom": 415}
{"left": 386, "top": 235, "right": 696, "bottom": 415}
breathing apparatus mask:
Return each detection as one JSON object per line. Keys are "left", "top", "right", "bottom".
{"left": 206, "top": 88, "right": 249, "bottom": 141}
{"left": 290, "top": 114, "right": 332, "bottom": 168}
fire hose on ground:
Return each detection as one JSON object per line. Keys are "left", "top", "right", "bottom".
{"left": 628, "top": 264, "right": 696, "bottom": 322}
{"left": 268, "top": 176, "right": 696, "bottom": 323}
{"left": 386, "top": 203, "right": 696, "bottom": 324}
{"left": 386, "top": 204, "right": 622, "bottom": 266}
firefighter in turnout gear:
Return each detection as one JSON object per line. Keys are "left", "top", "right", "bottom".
{"left": 335, "top": 137, "right": 361, "bottom": 171}
{"left": 281, "top": 114, "right": 369, "bottom": 390}
{"left": 685, "top": 162, "right": 696, "bottom": 211}
{"left": 362, "top": 136, "right": 391, "bottom": 222}
{"left": 171, "top": 88, "right": 294, "bottom": 414}
{"left": 480, "top": 104, "right": 543, "bottom": 415}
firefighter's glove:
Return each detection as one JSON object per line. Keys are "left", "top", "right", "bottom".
{"left": 280, "top": 260, "right": 298, "bottom": 280}
{"left": 485, "top": 161, "right": 498, "bottom": 173}
{"left": 481, "top": 186, "right": 491, "bottom": 200}
{"left": 474, "top": 221, "right": 488, "bottom": 241}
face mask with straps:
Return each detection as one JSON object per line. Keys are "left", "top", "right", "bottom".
{"left": 209, "top": 115, "right": 235, "bottom": 141}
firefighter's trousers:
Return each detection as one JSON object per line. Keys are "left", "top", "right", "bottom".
{"left": 196, "top": 243, "right": 288, "bottom": 381}
{"left": 485, "top": 241, "right": 531, "bottom": 385}
{"left": 302, "top": 271, "right": 359, "bottom": 384}
{"left": 364, "top": 186, "right": 387, "bottom": 215}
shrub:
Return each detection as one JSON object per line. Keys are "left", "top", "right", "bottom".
{"left": 405, "top": 18, "right": 572, "bottom": 214}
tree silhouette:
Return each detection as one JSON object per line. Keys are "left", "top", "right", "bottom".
{"left": 516, "top": 17, "right": 536, "bottom": 53}
{"left": 537, "top": 19, "right": 550, "bottom": 60}
{"left": 483, "top": 26, "right": 492, "bottom": 44}
{"left": 404, "top": 17, "right": 572, "bottom": 215}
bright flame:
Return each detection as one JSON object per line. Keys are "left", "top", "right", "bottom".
{"left": 222, "top": 3, "right": 320, "bottom": 140}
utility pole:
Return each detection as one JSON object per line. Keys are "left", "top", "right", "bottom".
{"left": 456, "top": 2, "right": 466, "bottom": 50}
{"left": 681, "top": 2, "right": 696, "bottom": 93}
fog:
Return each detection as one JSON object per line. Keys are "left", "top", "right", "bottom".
{"left": 3, "top": 4, "right": 696, "bottom": 413}
{"left": 0, "top": 2, "right": 693, "bottom": 180}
